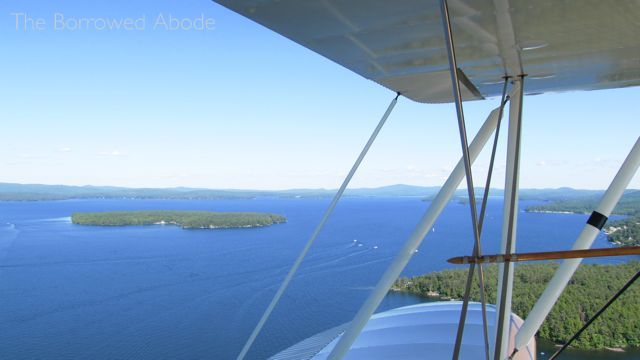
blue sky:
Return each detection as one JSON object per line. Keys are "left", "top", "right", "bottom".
{"left": 1, "top": 0, "right": 639, "bottom": 190}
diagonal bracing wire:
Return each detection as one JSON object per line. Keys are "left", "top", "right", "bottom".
{"left": 452, "top": 78, "right": 510, "bottom": 360}
{"left": 236, "top": 92, "right": 400, "bottom": 360}
{"left": 438, "top": 1, "right": 492, "bottom": 359}
{"left": 545, "top": 269, "right": 640, "bottom": 360}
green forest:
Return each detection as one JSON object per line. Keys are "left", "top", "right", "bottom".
{"left": 393, "top": 262, "right": 640, "bottom": 350}
{"left": 71, "top": 210, "right": 286, "bottom": 229}
{"left": 526, "top": 190, "right": 640, "bottom": 246}
{"left": 526, "top": 190, "right": 640, "bottom": 216}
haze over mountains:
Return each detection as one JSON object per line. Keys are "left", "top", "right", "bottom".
{"left": 0, "top": 182, "right": 622, "bottom": 201}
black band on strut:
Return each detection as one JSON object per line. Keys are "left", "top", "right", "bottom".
{"left": 587, "top": 211, "right": 608, "bottom": 230}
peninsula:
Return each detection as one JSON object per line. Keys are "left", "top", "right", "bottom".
{"left": 71, "top": 210, "right": 286, "bottom": 229}
{"left": 393, "top": 262, "right": 640, "bottom": 350}
{"left": 526, "top": 190, "right": 640, "bottom": 246}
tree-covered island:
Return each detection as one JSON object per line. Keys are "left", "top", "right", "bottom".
{"left": 71, "top": 210, "right": 286, "bottom": 229}
{"left": 393, "top": 262, "right": 640, "bottom": 350}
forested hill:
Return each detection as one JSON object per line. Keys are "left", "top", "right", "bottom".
{"left": 526, "top": 191, "right": 640, "bottom": 246}
{"left": 393, "top": 262, "right": 640, "bottom": 350}
{"left": 0, "top": 182, "right": 441, "bottom": 201}
{"left": 0, "top": 182, "right": 627, "bottom": 202}
{"left": 71, "top": 211, "right": 286, "bottom": 229}
{"left": 526, "top": 190, "right": 640, "bottom": 215}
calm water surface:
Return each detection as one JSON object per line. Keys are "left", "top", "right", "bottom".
{"left": 0, "top": 198, "right": 637, "bottom": 359}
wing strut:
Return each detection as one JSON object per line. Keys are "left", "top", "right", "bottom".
{"left": 494, "top": 76, "right": 525, "bottom": 360}
{"left": 512, "top": 136, "right": 640, "bottom": 356}
{"left": 326, "top": 104, "right": 504, "bottom": 360}
{"left": 236, "top": 92, "right": 400, "bottom": 360}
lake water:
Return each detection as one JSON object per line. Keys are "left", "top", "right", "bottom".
{"left": 0, "top": 198, "right": 638, "bottom": 359}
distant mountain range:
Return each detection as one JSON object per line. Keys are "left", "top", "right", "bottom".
{"left": 0, "top": 182, "right": 628, "bottom": 202}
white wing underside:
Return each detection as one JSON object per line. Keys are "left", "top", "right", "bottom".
{"left": 214, "top": 0, "right": 640, "bottom": 103}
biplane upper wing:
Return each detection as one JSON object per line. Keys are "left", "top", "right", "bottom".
{"left": 213, "top": 0, "right": 640, "bottom": 103}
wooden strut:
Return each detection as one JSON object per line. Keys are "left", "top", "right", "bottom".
{"left": 448, "top": 246, "right": 640, "bottom": 264}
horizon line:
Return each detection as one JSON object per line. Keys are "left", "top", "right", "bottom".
{"left": 1, "top": 181, "right": 634, "bottom": 193}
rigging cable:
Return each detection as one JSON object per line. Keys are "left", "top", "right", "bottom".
{"left": 236, "top": 92, "right": 400, "bottom": 360}
{"left": 452, "top": 78, "right": 510, "bottom": 360}
{"left": 544, "top": 268, "right": 640, "bottom": 360}
{"left": 438, "top": 1, "right": 492, "bottom": 358}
